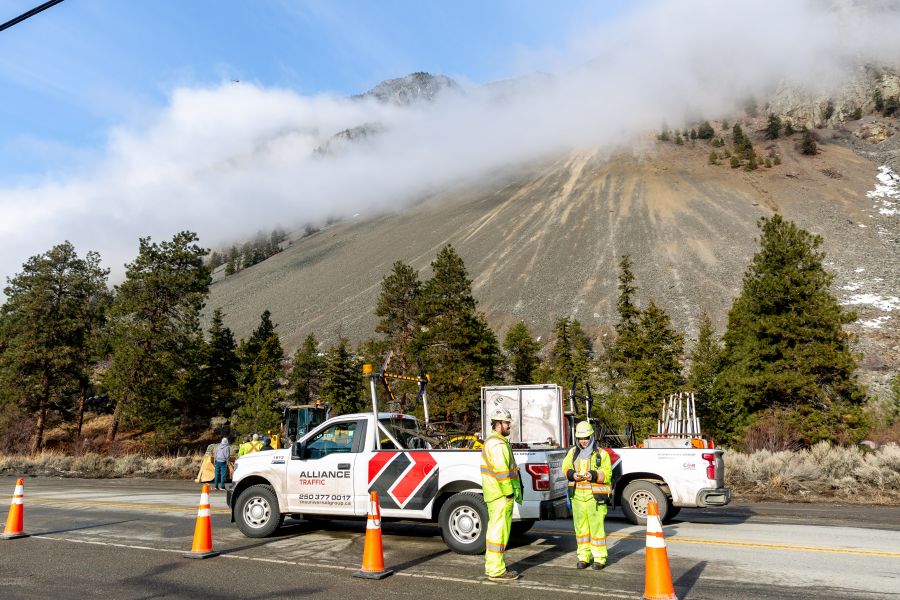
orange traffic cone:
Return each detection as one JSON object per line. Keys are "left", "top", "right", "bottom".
{"left": 352, "top": 491, "right": 393, "bottom": 579}
{"left": 2, "top": 478, "right": 28, "bottom": 540}
{"left": 643, "top": 500, "right": 677, "bottom": 600}
{"left": 183, "top": 484, "right": 219, "bottom": 559}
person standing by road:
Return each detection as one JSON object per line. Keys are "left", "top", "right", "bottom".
{"left": 238, "top": 435, "right": 252, "bottom": 457}
{"left": 213, "top": 437, "right": 231, "bottom": 490}
{"left": 562, "top": 421, "right": 613, "bottom": 570}
{"left": 481, "top": 406, "right": 523, "bottom": 581}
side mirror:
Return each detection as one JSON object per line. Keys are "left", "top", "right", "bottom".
{"left": 293, "top": 442, "right": 307, "bottom": 460}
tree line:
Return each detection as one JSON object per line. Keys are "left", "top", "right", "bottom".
{"left": 0, "top": 215, "right": 889, "bottom": 454}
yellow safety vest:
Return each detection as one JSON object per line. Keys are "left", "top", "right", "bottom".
{"left": 562, "top": 446, "right": 612, "bottom": 504}
{"left": 480, "top": 433, "right": 522, "bottom": 503}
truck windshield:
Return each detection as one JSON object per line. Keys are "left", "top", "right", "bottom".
{"left": 379, "top": 416, "right": 426, "bottom": 449}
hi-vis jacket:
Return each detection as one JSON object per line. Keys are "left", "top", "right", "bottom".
{"left": 480, "top": 433, "right": 523, "bottom": 503}
{"left": 562, "top": 445, "right": 613, "bottom": 504}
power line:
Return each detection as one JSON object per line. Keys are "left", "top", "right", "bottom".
{"left": 0, "top": 0, "right": 65, "bottom": 33}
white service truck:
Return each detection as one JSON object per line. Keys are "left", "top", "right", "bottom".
{"left": 485, "top": 385, "right": 731, "bottom": 526}
{"left": 227, "top": 386, "right": 571, "bottom": 555}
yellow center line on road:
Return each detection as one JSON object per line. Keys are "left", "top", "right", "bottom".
{"left": 25, "top": 498, "right": 900, "bottom": 559}
{"left": 535, "top": 529, "right": 900, "bottom": 558}
{"left": 26, "top": 497, "right": 231, "bottom": 514}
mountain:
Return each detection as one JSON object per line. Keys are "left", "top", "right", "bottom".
{"left": 207, "top": 73, "right": 900, "bottom": 402}
{"left": 354, "top": 72, "right": 461, "bottom": 106}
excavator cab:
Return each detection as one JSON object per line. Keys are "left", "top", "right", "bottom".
{"left": 282, "top": 402, "right": 330, "bottom": 444}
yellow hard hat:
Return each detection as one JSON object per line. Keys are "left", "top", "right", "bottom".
{"left": 575, "top": 421, "right": 594, "bottom": 438}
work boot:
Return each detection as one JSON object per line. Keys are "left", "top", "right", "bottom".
{"left": 488, "top": 570, "right": 520, "bottom": 581}
{"left": 592, "top": 561, "right": 606, "bottom": 570}
{"left": 576, "top": 561, "right": 591, "bottom": 569}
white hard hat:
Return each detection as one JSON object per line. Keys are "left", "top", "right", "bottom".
{"left": 490, "top": 406, "right": 512, "bottom": 423}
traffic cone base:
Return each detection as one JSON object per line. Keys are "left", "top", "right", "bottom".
{"left": 2, "top": 478, "right": 28, "bottom": 540}
{"left": 642, "top": 501, "right": 677, "bottom": 600}
{"left": 352, "top": 491, "right": 393, "bottom": 580}
{"left": 183, "top": 484, "right": 219, "bottom": 559}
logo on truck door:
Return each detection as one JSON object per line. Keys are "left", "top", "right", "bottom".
{"left": 367, "top": 452, "right": 439, "bottom": 510}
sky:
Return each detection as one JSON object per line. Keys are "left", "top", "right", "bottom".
{"left": 1, "top": 0, "right": 900, "bottom": 291}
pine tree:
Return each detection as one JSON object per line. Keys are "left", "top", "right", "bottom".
{"left": 716, "top": 215, "right": 866, "bottom": 445}
{"left": 801, "top": 129, "right": 818, "bottom": 155}
{"left": 289, "top": 333, "right": 325, "bottom": 404}
{"left": 885, "top": 96, "right": 899, "bottom": 117}
{"left": 232, "top": 359, "right": 282, "bottom": 437}
{"left": 623, "top": 302, "right": 685, "bottom": 436}
{"left": 415, "top": 245, "right": 500, "bottom": 423}
{"left": 874, "top": 89, "right": 884, "bottom": 113}
{"left": 320, "top": 337, "right": 363, "bottom": 415}
{"left": 0, "top": 242, "right": 109, "bottom": 452}
{"left": 206, "top": 308, "right": 240, "bottom": 416}
{"left": 374, "top": 261, "right": 422, "bottom": 407}
{"left": 103, "top": 232, "right": 210, "bottom": 442}
{"left": 503, "top": 322, "right": 540, "bottom": 384}
{"left": 549, "top": 317, "right": 592, "bottom": 391}
{"left": 732, "top": 124, "right": 747, "bottom": 152}
{"left": 823, "top": 100, "right": 835, "bottom": 121}
{"left": 697, "top": 121, "right": 715, "bottom": 139}
{"left": 765, "top": 114, "right": 781, "bottom": 140}
{"left": 687, "top": 312, "right": 727, "bottom": 437}
{"left": 239, "top": 310, "right": 284, "bottom": 391}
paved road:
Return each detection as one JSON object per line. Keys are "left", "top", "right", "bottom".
{"left": 1, "top": 476, "right": 898, "bottom": 599}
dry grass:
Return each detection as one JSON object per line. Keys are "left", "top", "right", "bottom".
{"left": 0, "top": 450, "right": 201, "bottom": 480}
{"left": 725, "top": 442, "right": 900, "bottom": 504}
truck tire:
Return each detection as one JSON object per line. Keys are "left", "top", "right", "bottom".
{"left": 510, "top": 519, "right": 536, "bottom": 537}
{"left": 235, "top": 484, "right": 284, "bottom": 538}
{"left": 438, "top": 492, "right": 488, "bottom": 555}
{"left": 621, "top": 480, "right": 669, "bottom": 526}
{"left": 663, "top": 505, "right": 681, "bottom": 523}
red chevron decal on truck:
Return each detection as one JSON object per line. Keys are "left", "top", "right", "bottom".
{"left": 367, "top": 452, "right": 440, "bottom": 510}
{"left": 390, "top": 452, "right": 437, "bottom": 506}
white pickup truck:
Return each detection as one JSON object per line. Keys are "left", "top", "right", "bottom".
{"left": 227, "top": 411, "right": 570, "bottom": 554}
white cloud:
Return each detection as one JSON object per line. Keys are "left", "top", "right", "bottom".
{"left": 2, "top": 0, "right": 900, "bottom": 289}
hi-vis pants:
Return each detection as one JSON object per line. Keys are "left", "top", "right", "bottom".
{"left": 573, "top": 498, "right": 608, "bottom": 563}
{"left": 484, "top": 496, "right": 514, "bottom": 576}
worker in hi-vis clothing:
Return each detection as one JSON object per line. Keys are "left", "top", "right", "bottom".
{"left": 480, "top": 406, "right": 523, "bottom": 581}
{"left": 562, "top": 421, "right": 613, "bottom": 570}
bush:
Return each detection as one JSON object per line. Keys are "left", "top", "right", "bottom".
{"left": 773, "top": 155, "right": 782, "bottom": 165}
{"left": 708, "top": 151, "right": 719, "bottom": 165}
{"left": 697, "top": 121, "right": 715, "bottom": 139}
{"left": 730, "top": 156, "right": 741, "bottom": 168}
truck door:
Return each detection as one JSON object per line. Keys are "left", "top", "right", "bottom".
{"left": 287, "top": 419, "right": 366, "bottom": 516}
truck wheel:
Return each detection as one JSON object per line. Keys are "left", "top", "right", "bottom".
{"left": 510, "top": 519, "right": 536, "bottom": 537}
{"left": 621, "top": 480, "right": 669, "bottom": 526}
{"left": 235, "top": 484, "right": 284, "bottom": 537}
{"left": 663, "top": 505, "right": 681, "bottom": 523}
{"left": 438, "top": 492, "right": 488, "bottom": 555}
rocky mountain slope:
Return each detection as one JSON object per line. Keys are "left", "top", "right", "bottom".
{"left": 206, "top": 71, "right": 900, "bottom": 401}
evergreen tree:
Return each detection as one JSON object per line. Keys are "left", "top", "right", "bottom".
{"left": 289, "top": 333, "right": 325, "bottom": 404}
{"left": 549, "top": 317, "right": 593, "bottom": 391}
{"left": 697, "top": 121, "right": 715, "bottom": 139}
{"left": 801, "top": 129, "right": 818, "bottom": 155}
{"left": 239, "top": 310, "right": 284, "bottom": 391}
{"left": 231, "top": 359, "right": 282, "bottom": 437}
{"left": 764, "top": 114, "right": 781, "bottom": 140}
{"left": 320, "top": 337, "right": 363, "bottom": 415}
{"left": 716, "top": 215, "right": 866, "bottom": 445}
{"left": 783, "top": 121, "right": 796, "bottom": 136}
{"left": 622, "top": 302, "right": 685, "bottom": 436}
{"left": 374, "top": 260, "right": 422, "bottom": 408}
{"left": 885, "top": 96, "right": 899, "bottom": 117}
{"left": 823, "top": 100, "right": 835, "bottom": 121}
{"left": 708, "top": 151, "right": 719, "bottom": 165}
{"left": 103, "top": 232, "right": 210, "bottom": 442}
{"left": 206, "top": 308, "right": 241, "bottom": 416}
{"left": 415, "top": 245, "right": 501, "bottom": 423}
{"left": 0, "top": 242, "right": 109, "bottom": 452}
{"left": 687, "top": 312, "right": 726, "bottom": 437}
{"left": 874, "top": 89, "right": 884, "bottom": 113}
{"left": 503, "top": 322, "right": 541, "bottom": 385}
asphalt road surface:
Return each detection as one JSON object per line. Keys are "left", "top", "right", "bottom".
{"left": 1, "top": 476, "right": 898, "bottom": 600}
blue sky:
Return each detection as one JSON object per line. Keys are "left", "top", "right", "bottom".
{"left": 0, "top": 0, "right": 626, "bottom": 182}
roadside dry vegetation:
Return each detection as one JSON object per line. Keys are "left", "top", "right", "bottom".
{"left": 725, "top": 442, "right": 900, "bottom": 504}
{"left": 1, "top": 442, "right": 898, "bottom": 505}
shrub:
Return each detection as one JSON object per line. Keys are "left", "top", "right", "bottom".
{"left": 773, "top": 155, "right": 782, "bottom": 165}
{"left": 730, "top": 156, "right": 741, "bottom": 168}
{"left": 708, "top": 151, "right": 719, "bottom": 165}
{"left": 697, "top": 121, "right": 715, "bottom": 139}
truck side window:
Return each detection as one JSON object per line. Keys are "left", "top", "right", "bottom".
{"left": 306, "top": 421, "right": 359, "bottom": 459}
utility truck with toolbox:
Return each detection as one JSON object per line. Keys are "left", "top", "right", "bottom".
{"left": 227, "top": 362, "right": 571, "bottom": 554}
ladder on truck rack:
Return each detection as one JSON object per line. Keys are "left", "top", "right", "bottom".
{"left": 644, "top": 392, "right": 713, "bottom": 448}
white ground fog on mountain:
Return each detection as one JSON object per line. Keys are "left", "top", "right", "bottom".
{"left": 2, "top": 0, "right": 900, "bottom": 288}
